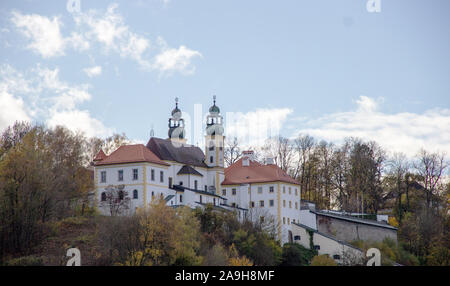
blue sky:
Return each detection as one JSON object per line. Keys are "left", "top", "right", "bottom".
{"left": 0, "top": 0, "right": 449, "bottom": 157}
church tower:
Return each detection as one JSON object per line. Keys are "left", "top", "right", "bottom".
{"left": 168, "top": 97, "right": 187, "bottom": 144}
{"left": 205, "top": 96, "right": 224, "bottom": 168}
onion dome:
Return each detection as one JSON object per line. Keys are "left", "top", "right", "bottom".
{"left": 209, "top": 95, "right": 220, "bottom": 114}
{"left": 172, "top": 97, "right": 182, "bottom": 119}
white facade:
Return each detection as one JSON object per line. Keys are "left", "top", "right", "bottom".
{"left": 94, "top": 158, "right": 232, "bottom": 215}
{"left": 291, "top": 223, "right": 364, "bottom": 265}
{"left": 221, "top": 182, "right": 301, "bottom": 244}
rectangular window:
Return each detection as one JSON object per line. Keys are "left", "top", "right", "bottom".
{"left": 283, "top": 217, "right": 286, "bottom": 224}
{"left": 180, "top": 194, "right": 183, "bottom": 203}
{"left": 289, "top": 187, "right": 291, "bottom": 195}
{"left": 269, "top": 199, "right": 274, "bottom": 207}
{"left": 258, "top": 186, "right": 263, "bottom": 194}
{"left": 283, "top": 200, "right": 286, "bottom": 207}
{"left": 283, "top": 186, "right": 286, "bottom": 193}
{"left": 232, "top": 188, "right": 236, "bottom": 195}
{"left": 199, "top": 195, "right": 202, "bottom": 203}
{"left": 269, "top": 186, "right": 274, "bottom": 193}
{"left": 294, "top": 235, "right": 301, "bottom": 241}
{"left": 333, "top": 255, "right": 340, "bottom": 260}
{"left": 160, "top": 171, "right": 164, "bottom": 183}
{"left": 151, "top": 169, "right": 155, "bottom": 181}
{"left": 205, "top": 185, "right": 208, "bottom": 191}
{"left": 194, "top": 180, "right": 198, "bottom": 190}
{"left": 288, "top": 218, "right": 290, "bottom": 225}
{"left": 259, "top": 200, "right": 264, "bottom": 207}
{"left": 133, "top": 169, "right": 138, "bottom": 180}
{"left": 169, "top": 177, "right": 173, "bottom": 188}
{"left": 289, "top": 201, "right": 292, "bottom": 208}
{"left": 314, "top": 245, "right": 320, "bottom": 250}
{"left": 260, "top": 216, "right": 265, "bottom": 223}
{"left": 210, "top": 156, "right": 213, "bottom": 163}
{"left": 101, "top": 171, "right": 106, "bottom": 183}
{"left": 118, "top": 170, "right": 123, "bottom": 181}
{"left": 295, "top": 189, "right": 298, "bottom": 196}
{"left": 250, "top": 201, "right": 255, "bottom": 208}
{"left": 295, "top": 202, "right": 298, "bottom": 209}
{"left": 222, "top": 189, "right": 226, "bottom": 196}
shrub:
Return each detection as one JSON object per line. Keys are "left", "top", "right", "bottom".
{"left": 6, "top": 255, "right": 44, "bottom": 266}
{"left": 281, "top": 243, "right": 316, "bottom": 266}
{"left": 311, "top": 255, "right": 338, "bottom": 266}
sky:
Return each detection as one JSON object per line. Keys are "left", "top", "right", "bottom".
{"left": 0, "top": 0, "right": 449, "bottom": 158}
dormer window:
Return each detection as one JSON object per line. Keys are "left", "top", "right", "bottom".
{"left": 242, "top": 157, "right": 249, "bottom": 166}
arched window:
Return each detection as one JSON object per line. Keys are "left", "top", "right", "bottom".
{"left": 133, "top": 189, "right": 138, "bottom": 199}
{"left": 101, "top": 192, "right": 106, "bottom": 201}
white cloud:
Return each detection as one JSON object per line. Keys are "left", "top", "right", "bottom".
{"left": 294, "top": 96, "right": 450, "bottom": 157}
{"left": 47, "top": 109, "right": 112, "bottom": 138}
{"left": 225, "top": 108, "right": 293, "bottom": 147}
{"left": 0, "top": 88, "right": 30, "bottom": 131}
{"left": 67, "top": 32, "right": 90, "bottom": 51}
{"left": 154, "top": 43, "right": 202, "bottom": 75}
{"left": 11, "top": 12, "right": 66, "bottom": 58}
{"left": 11, "top": 4, "right": 202, "bottom": 75}
{"left": 0, "top": 64, "right": 113, "bottom": 138}
{"left": 83, "top": 66, "right": 102, "bottom": 78}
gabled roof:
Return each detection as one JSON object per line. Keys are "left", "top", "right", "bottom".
{"left": 95, "top": 144, "right": 169, "bottom": 166}
{"left": 146, "top": 137, "right": 208, "bottom": 168}
{"left": 222, "top": 157, "right": 299, "bottom": 185}
{"left": 177, "top": 165, "right": 203, "bottom": 177}
{"left": 312, "top": 210, "right": 398, "bottom": 230}
{"left": 293, "top": 222, "right": 363, "bottom": 252}
{"left": 93, "top": 149, "right": 107, "bottom": 161}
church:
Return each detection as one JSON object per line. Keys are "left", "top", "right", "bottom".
{"left": 93, "top": 97, "right": 301, "bottom": 243}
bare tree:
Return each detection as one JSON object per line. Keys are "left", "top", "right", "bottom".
{"left": 330, "top": 141, "right": 350, "bottom": 210}
{"left": 387, "top": 152, "right": 410, "bottom": 220}
{"left": 87, "top": 133, "right": 130, "bottom": 164}
{"left": 247, "top": 208, "right": 281, "bottom": 240}
{"left": 224, "top": 137, "right": 242, "bottom": 167}
{"left": 261, "top": 136, "right": 294, "bottom": 173}
{"left": 414, "top": 149, "right": 448, "bottom": 211}
{"left": 294, "top": 134, "right": 316, "bottom": 200}
{"left": 100, "top": 185, "right": 131, "bottom": 216}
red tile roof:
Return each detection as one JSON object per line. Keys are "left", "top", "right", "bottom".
{"left": 95, "top": 144, "right": 169, "bottom": 166}
{"left": 222, "top": 158, "right": 299, "bottom": 185}
{"left": 93, "top": 149, "right": 107, "bottom": 161}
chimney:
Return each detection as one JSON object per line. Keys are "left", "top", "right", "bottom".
{"left": 242, "top": 150, "right": 254, "bottom": 166}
